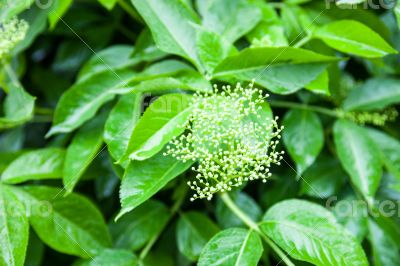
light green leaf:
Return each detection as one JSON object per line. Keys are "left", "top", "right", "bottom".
{"left": 343, "top": 78, "right": 400, "bottom": 111}
{"left": 104, "top": 93, "right": 142, "bottom": 162}
{"left": 366, "top": 128, "right": 400, "bottom": 180}
{"left": 333, "top": 120, "right": 382, "bottom": 204}
{"left": 212, "top": 47, "right": 338, "bottom": 94}
{"left": 0, "top": 84, "right": 35, "bottom": 130}
{"left": 1, "top": 148, "right": 65, "bottom": 184}
{"left": 63, "top": 113, "right": 106, "bottom": 193}
{"left": 216, "top": 191, "right": 261, "bottom": 229}
{"left": 368, "top": 219, "right": 398, "bottom": 266}
{"left": 305, "top": 70, "right": 330, "bottom": 95}
{"left": 117, "top": 151, "right": 192, "bottom": 219}
{"left": 261, "top": 199, "right": 368, "bottom": 266}
{"left": 109, "top": 200, "right": 169, "bottom": 251}
{"left": 131, "top": 28, "right": 167, "bottom": 62}
{"left": 283, "top": 109, "right": 324, "bottom": 175}
{"left": 47, "top": 69, "right": 135, "bottom": 136}
{"left": 77, "top": 45, "right": 136, "bottom": 82}
{"left": 314, "top": 20, "right": 397, "bottom": 58}
{"left": 300, "top": 155, "right": 346, "bottom": 198}
{"left": 196, "top": 28, "right": 237, "bottom": 74}
{"left": 123, "top": 94, "right": 193, "bottom": 161}
{"left": 198, "top": 228, "right": 263, "bottom": 266}
{"left": 0, "top": 184, "right": 29, "bottom": 266}
{"left": 76, "top": 249, "right": 138, "bottom": 266}
{"left": 176, "top": 211, "right": 220, "bottom": 261}
{"left": 130, "top": 0, "right": 202, "bottom": 69}
{"left": 12, "top": 186, "right": 111, "bottom": 258}
{"left": 48, "top": 0, "right": 73, "bottom": 29}
{"left": 202, "top": 0, "right": 261, "bottom": 42}
{"left": 98, "top": 0, "right": 117, "bottom": 10}
{"left": 0, "top": 0, "right": 35, "bottom": 20}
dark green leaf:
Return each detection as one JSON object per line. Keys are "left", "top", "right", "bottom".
{"left": 12, "top": 186, "right": 111, "bottom": 258}
{"left": 368, "top": 219, "right": 398, "bottom": 266}
{"left": 76, "top": 249, "right": 138, "bottom": 266}
{"left": 118, "top": 151, "right": 192, "bottom": 219}
{"left": 104, "top": 93, "right": 142, "bottom": 162}
{"left": 343, "top": 78, "right": 400, "bottom": 111}
{"left": 1, "top": 148, "right": 65, "bottom": 184}
{"left": 216, "top": 191, "right": 261, "bottom": 228}
{"left": 300, "top": 155, "right": 346, "bottom": 198}
{"left": 109, "top": 200, "right": 169, "bottom": 251}
{"left": 283, "top": 109, "right": 324, "bottom": 175}
{"left": 63, "top": 114, "right": 106, "bottom": 193}
{"left": 333, "top": 120, "right": 382, "bottom": 204}
{"left": 366, "top": 128, "right": 400, "bottom": 180}
{"left": 261, "top": 199, "right": 368, "bottom": 266}
{"left": 198, "top": 228, "right": 263, "bottom": 266}
{"left": 176, "top": 211, "right": 220, "bottom": 260}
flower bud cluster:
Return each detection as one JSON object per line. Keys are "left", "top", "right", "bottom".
{"left": 0, "top": 18, "right": 29, "bottom": 60}
{"left": 165, "top": 82, "right": 284, "bottom": 201}
{"left": 340, "top": 107, "right": 398, "bottom": 126}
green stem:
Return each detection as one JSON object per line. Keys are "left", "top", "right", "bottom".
{"left": 293, "top": 34, "right": 312, "bottom": 48}
{"left": 116, "top": 0, "right": 144, "bottom": 23}
{"left": 220, "top": 193, "right": 295, "bottom": 266}
{"left": 269, "top": 100, "right": 338, "bottom": 117}
{"left": 139, "top": 186, "right": 187, "bottom": 260}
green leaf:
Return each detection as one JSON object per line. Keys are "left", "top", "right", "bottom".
{"left": 198, "top": 228, "right": 263, "bottom": 266}
{"left": 368, "top": 219, "right": 398, "bottom": 266}
{"left": 1, "top": 148, "right": 65, "bottom": 184}
{"left": 104, "top": 93, "right": 142, "bottom": 162}
{"left": 12, "top": 186, "right": 111, "bottom": 258}
{"left": 196, "top": 28, "right": 237, "bottom": 74}
{"left": 366, "top": 128, "right": 400, "bottom": 180}
{"left": 332, "top": 195, "right": 368, "bottom": 242}
{"left": 305, "top": 70, "right": 330, "bottom": 95}
{"left": 48, "top": 0, "right": 73, "bottom": 29}
{"left": 123, "top": 94, "right": 193, "bottom": 161}
{"left": 77, "top": 45, "right": 136, "bottom": 82}
{"left": 0, "top": 0, "right": 35, "bottom": 20}
{"left": 130, "top": 0, "right": 202, "bottom": 69}
{"left": 0, "top": 184, "right": 29, "bottom": 266}
{"left": 98, "top": 0, "right": 117, "bottom": 10}
{"left": 63, "top": 114, "right": 105, "bottom": 193}
{"left": 216, "top": 191, "right": 262, "bottom": 229}
{"left": 0, "top": 84, "right": 35, "bottom": 130}
{"left": 300, "top": 155, "right": 346, "bottom": 198}
{"left": 76, "top": 249, "right": 138, "bottom": 266}
{"left": 343, "top": 78, "right": 400, "bottom": 111}
{"left": 260, "top": 199, "right": 368, "bottom": 266}
{"left": 109, "top": 200, "right": 169, "bottom": 251}
{"left": 396, "top": 1, "right": 400, "bottom": 29}
{"left": 47, "top": 69, "right": 135, "bottom": 136}
{"left": 333, "top": 120, "right": 382, "bottom": 203}
{"left": 117, "top": 151, "right": 192, "bottom": 219}
{"left": 202, "top": 0, "right": 261, "bottom": 42}
{"left": 131, "top": 28, "right": 167, "bottom": 62}
{"left": 212, "top": 47, "right": 338, "bottom": 94}
{"left": 283, "top": 109, "right": 324, "bottom": 175}
{"left": 314, "top": 20, "right": 397, "bottom": 58}
{"left": 176, "top": 211, "right": 220, "bottom": 261}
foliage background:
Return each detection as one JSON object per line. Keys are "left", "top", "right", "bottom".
{"left": 1, "top": 0, "right": 400, "bottom": 265}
